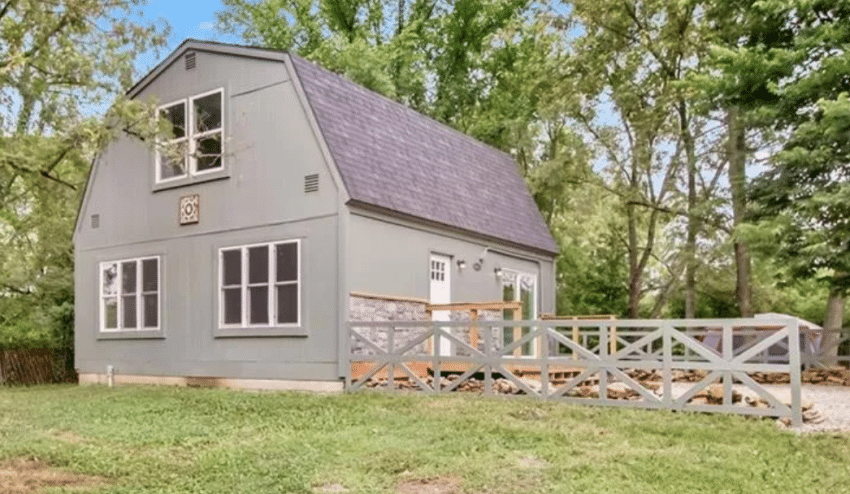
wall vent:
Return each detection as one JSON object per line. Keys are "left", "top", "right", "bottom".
{"left": 91, "top": 214, "right": 100, "bottom": 229}
{"left": 185, "top": 52, "right": 196, "bottom": 70}
{"left": 304, "top": 174, "right": 319, "bottom": 193}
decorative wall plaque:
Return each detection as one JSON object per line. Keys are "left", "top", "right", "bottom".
{"left": 179, "top": 194, "right": 199, "bottom": 225}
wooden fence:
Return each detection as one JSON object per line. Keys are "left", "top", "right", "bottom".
{"left": 348, "top": 318, "right": 805, "bottom": 426}
{"left": 0, "top": 348, "right": 76, "bottom": 385}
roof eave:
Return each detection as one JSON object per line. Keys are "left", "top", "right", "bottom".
{"left": 126, "top": 39, "right": 288, "bottom": 99}
{"left": 346, "top": 200, "right": 559, "bottom": 257}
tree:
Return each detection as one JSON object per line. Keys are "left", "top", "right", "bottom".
{"left": 714, "top": 0, "right": 850, "bottom": 328}
{"left": 0, "top": 0, "right": 166, "bottom": 357}
{"left": 217, "top": 0, "right": 531, "bottom": 137}
{"left": 552, "top": 0, "right": 735, "bottom": 317}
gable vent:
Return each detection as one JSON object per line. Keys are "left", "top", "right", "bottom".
{"left": 304, "top": 174, "right": 319, "bottom": 193}
{"left": 185, "top": 52, "right": 196, "bottom": 70}
{"left": 90, "top": 214, "right": 100, "bottom": 229}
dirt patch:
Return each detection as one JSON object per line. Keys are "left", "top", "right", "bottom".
{"left": 313, "top": 483, "right": 348, "bottom": 493}
{"left": 398, "top": 476, "right": 461, "bottom": 494}
{"left": 517, "top": 455, "right": 548, "bottom": 470}
{"left": 0, "top": 457, "right": 106, "bottom": 494}
{"left": 51, "top": 430, "right": 87, "bottom": 445}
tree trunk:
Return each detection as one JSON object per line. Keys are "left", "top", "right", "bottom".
{"left": 680, "top": 103, "right": 698, "bottom": 318}
{"left": 627, "top": 201, "right": 641, "bottom": 318}
{"left": 397, "top": 0, "right": 406, "bottom": 35}
{"left": 727, "top": 108, "right": 753, "bottom": 317}
{"left": 821, "top": 288, "right": 845, "bottom": 367}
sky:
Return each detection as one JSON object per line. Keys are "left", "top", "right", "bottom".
{"left": 135, "top": 0, "right": 238, "bottom": 76}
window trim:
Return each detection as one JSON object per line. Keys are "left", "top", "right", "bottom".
{"left": 217, "top": 239, "right": 302, "bottom": 335}
{"left": 155, "top": 87, "right": 225, "bottom": 185}
{"left": 98, "top": 256, "right": 162, "bottom": 336}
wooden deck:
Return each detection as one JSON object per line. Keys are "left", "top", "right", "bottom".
{"left": 350, "top": 362, "right": 583, "bottom": 381}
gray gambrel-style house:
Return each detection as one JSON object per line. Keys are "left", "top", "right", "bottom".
{"left": 74, "top": 40, "right": 557, "bottom": 390}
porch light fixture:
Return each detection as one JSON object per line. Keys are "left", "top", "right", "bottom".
{"left": 457, "top": 259, "right": 466, "bottom": 270}
{"left": 494, "top": 266, "right": 503, "bottom": 280}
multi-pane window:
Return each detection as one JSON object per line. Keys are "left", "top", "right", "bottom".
{"left": 430, "top": 259, "right": 445, "bottom": 281}
{"left": 101, "top": 257, "right": 160, "bottom": 331}
{"left": 156, "top": 89, "right": 224, "bottom": 183}
{"left": 219, "top": 240, "right": 300, "bottom": 328}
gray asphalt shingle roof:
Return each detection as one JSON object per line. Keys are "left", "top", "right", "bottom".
{"left": 290, "top": 55, "right": 558, "bottom": 255}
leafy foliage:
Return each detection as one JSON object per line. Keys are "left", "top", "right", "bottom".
{"left": 0, "top": 0, "right": 167, "bottom": 348}
{"left": 716, "top": 1, "right": 850, "bottom": 298}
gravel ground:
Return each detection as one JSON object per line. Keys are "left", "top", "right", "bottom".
{"left": 667, "top": 383, "right": 850, "bottom": 433}
{"left": 764, "top": 384, "right": 850, "bottom": 434}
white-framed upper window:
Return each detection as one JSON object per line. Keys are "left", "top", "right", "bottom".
{"left": 156, "top": 88, "right": 224, "bottom": 183}
{"left": 100, "top": 257, "right": 160, "bottom": 332}
{"left": 219, "top": 240, "right": 300, "bottom": 328}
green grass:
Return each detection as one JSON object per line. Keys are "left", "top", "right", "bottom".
{"left": 1, "top": 385, "right": 849, "bottom": 493}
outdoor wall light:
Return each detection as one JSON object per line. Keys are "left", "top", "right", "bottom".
{"left": 494, "top": 266, "right": 503, "bottom": 279}
{"left": 457, "top": 259, "right": 466, "bottom": 270}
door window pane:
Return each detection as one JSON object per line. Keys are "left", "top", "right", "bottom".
{"left": 276, "top": 243, "right": 297, "bottom": 282}
{"left": 519, "top": 276, "right": 535, "bottom": 356}
{"left": 277, "top": 284, "right": 298, "bottom": 324}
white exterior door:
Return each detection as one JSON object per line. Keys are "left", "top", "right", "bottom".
{"left": 429, "top": 254, "right": 451, "bottom": 355}
{"left": 502, "top": 270, "right": 537, "bottom": 357}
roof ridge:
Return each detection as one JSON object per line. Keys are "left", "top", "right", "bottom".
{"left": 182, "top": 38, "right": 288, "bottom": 54}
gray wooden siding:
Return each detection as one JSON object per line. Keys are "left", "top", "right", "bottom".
{"left": 75, "top": 216, "right": 341, "bottom": 381}
{"left": 75, "top": 51, "right": 343, "bottom": 381}
{"left": 347, "top": 211, "right": 556, "bottom": 315}
{"left": 77, "top": 52, "right": 339, "bottom": 251}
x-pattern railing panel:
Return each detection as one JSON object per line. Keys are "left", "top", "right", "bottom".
{"left": 347, "top": 318, "right": 805, "bottom": 426}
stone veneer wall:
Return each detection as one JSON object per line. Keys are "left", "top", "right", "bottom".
{"left": 349, "top": 295, "right": 429, "bottom": 355}
{"left": 349, "top": 294, "right": 508, "bottom": 356}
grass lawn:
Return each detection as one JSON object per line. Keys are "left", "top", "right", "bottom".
{"left": 1, "top": 385, "right": 849, "bottom": 493}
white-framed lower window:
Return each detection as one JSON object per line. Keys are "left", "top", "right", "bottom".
{"left": 219, "top": 240, "right": 300, "bottom": 328}
{"left": 156, "top": 88, "right": 224, "bottom": 184}
{"left": 100, "top": 257, "right": 160, "bottom": 332}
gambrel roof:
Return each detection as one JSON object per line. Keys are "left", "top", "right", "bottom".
{"left": 128, "top": 40, "right": 558, "bottom": 255}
